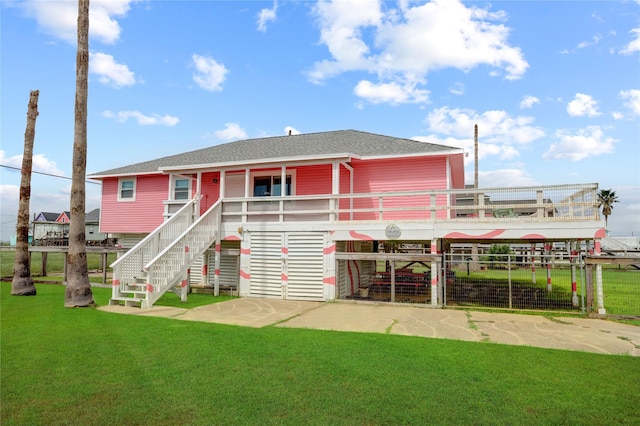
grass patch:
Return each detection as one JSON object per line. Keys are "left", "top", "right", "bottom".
{"left": 2, "top": 283, "right": 639, "bottom": 425}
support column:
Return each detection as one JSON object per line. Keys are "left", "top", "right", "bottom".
{"left": 214, "top": 242, "right": 221, "bottom": 296}
{"left": 545, "top": 242, "right": 552, "bottom": 292}
{"left": 430, "top": 239, "right": 439, "bottom": 306}
{"left": 570, "top": 241, "right": 578, "bottom": 306}
{"left": 594, "top": 238, "right": 606, "bottom": 315}
{"left": 530, "top": 243, "right": 536, "bottom": 285}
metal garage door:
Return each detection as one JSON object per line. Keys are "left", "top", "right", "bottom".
{"left": 250, "top": 233, "right": 283, "bottom": 298}
{"left": 286, "top": 233, "right": 324, "bottom": 300}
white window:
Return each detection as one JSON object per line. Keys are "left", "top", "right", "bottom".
{"left": 173, "top": 178, "right": 190, "bottom": 200}
{"left": 118, "top": 178, "right": 136, "bottom": 201}
{"left": 253, "top": 174, "right": 292, "bottom": 197}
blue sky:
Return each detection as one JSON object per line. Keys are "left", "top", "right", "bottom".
{"left": 1, "top": 0, "right": 639, "bottom": 240}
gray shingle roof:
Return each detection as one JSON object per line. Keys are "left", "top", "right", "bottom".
{"left": 89, "top": 129, "right": 460, "bottom": 177}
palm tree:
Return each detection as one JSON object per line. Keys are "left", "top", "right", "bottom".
{"left": 12, "top": 90, "right": 39, "bottom": 296}
{"left": 597, "top": 188, "right": 619, "bottom": 229}
{"left": 65, "top": 0, "right": 94, "bottom": 307}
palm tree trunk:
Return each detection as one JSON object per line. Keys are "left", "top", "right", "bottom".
{"left": 11, "top": 90, "right": 39, "bottom": 296}
{"left": 65, "top": 0, "right": 94, "bottom": 307}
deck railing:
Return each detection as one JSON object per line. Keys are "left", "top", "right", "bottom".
{"left": 220, "top": 183, "right": 600, "bottom": 224}
{"left": 142, "top": 200, "right": 221, "bottom": 307}
{"left": 111, "top": 198, "right": 198, "bottom": 299}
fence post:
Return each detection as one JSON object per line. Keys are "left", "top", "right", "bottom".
{"left": 585, "top": 263, "right": 594, "bottom": 312}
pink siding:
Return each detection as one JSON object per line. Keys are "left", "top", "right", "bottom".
{"left": 100, "top": 174, "right": 169, "bottom": 233}
{"left": 295, "top": 164, "right": 332, "bottom": 195}
{"left": 350, "top": 157, "right": 450, "bottom": 220}
{"left": 200, "top": 171, "right": 221, "bottom": 214}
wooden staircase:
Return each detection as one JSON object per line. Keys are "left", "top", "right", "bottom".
{"left": 109, "top": 199, "right": 221, "bottom": 308}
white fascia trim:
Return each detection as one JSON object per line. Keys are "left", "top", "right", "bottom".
{"left": 87, "top": 171, "right": 160, "bottom": 180}
{"left": 158, "top": 153, "right": 355, "bottom": 173}
{"left": 359, "top": 149, "right": 464, "bottom": 161}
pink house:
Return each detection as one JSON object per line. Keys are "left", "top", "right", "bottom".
{"left": 89, "top": 130, "right": 603, "bottom": 308}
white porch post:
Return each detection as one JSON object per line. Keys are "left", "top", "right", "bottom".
{"left": 331, "top": 162, "right": 339, "bottom": 222}
{"left": 545, "top": 242, "right": 552, "bottom": 292}
{"left": 196, "top": 172, "right": 202, "bottom": 216}
{"left": 430, "top": 239, "right": 439, "bottom": 306}
{"left": 213, "top": 241, "right": 221, "bottom": 296}
{"left": 570, "top": 240, "right": 579, "bottom": 307}
{"left": 324, "top": 236, "right": 336, "bottom": 301}
{"left": 219, "top": 170, "right": 226, "bottom": 198}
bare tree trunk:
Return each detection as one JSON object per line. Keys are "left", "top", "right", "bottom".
{"left": 11, "top": 90, "right": 39, "bottom": 296}
{"left": 65, "top": 0, "right": 94, "bottom": 307}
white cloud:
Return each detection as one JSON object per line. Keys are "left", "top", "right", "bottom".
{"left": 284, "top": 126, "right": 301, "bottom": 135}
{"left": 0, "top": 150, "right": 64, "bottom": 175}
{"left": 612, "top": 111, "right": 624, "bottom": 120}
{"left": 567, "top": 93, "right": 601, "bottom": 117}
{"left": 192, "top": 54, "right": 229, "bottom": 92}
{"left": 449, "top": 82, "right": 464, "bottom": 96}
{"left": 519, "top": 95, "right": 540, "bottom": 109}
{"left": 620, "top": 28, "right": 640, "bottom": 55}
{"left": 354, "top": 80, "right": 429, "bottom": 104}
{"left": 18, "top": 0, "right": 138, "bottom": 45}
{"left": 102, "top": 110, "right": 179, "bottom": 126}
{"left": 213, "top": 123, "right": 247, "bottom": 141}
{"left": 478, "top": 168, "right": 538, "bottom": 188}
{"left": 543, "top": 126, "right": 616, "bottom": 161}
{"left": 425, "top": 107, "right": 545, "bottom": 147}
{"left": 308, "top": 0, "right": 528, "bottom": 105}
{"left": 89, "top": 52, "right": 135, "bottom": 88}
{"left": 619, "top": 89, "right": 640, "bottom": 116}
{"left": 576, "top": 34, "right": 602, "bottom": 49}
{"left": 257, "top": 1, "right": 278, "bottom": 33}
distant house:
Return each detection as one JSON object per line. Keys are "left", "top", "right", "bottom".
{"left": 32, "top": 209, "right": 105, "bottom": 246}
{"left": 56, "top": 211, "right": 71, "bottom": 223}
{"left": 89, "top": 129, "right": 603, "bottom": 308}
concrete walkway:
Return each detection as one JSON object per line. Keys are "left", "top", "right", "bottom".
{"left": 99, "top": 299, "right": 640, "bottom": 357}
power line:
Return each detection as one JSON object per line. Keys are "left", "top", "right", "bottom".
{"left": 0, "top": 164, "right": 100, "bottom": 184}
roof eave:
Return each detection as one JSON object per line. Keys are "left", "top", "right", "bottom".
{"left": 158, "top": 153, "right": 357, "bottom": 173}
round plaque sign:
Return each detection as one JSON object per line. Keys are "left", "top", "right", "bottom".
{"left": 385, "top": 224, "right": 401, "bottom": 240}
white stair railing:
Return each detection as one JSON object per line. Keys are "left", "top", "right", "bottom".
{"left": 110, "top": 199, "right": 198, "bottom": 300}
{"left": 141, "top": 200, "right": 221, "bottom": 308}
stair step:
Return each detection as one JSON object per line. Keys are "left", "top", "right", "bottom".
{"left": 121, "top": 290, "right": 148, "bottom": 297}
{"left": 109, "top": 297, "right": 144, "bottom": 308}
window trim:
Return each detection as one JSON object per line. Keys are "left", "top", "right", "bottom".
{"left": 117, "top": 177, "right": 136, "bottom": 202}
{"left": 171, "top": 176, "right": 191, "bottom": 201}
{"left": 251, "top": 170, "right": 295, "bottom": 197}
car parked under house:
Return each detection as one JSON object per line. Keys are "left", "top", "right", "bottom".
{"left": 88, "top": 130, "right": 604, "bottom": 308}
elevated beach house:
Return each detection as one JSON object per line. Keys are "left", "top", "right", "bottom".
{"left": 89, "top": 130, "right": 603, "bottom": 308}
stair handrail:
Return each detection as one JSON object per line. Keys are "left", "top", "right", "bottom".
{"left": 110, "top": 198, "right": 197, "bottom": 270}
{"left": 110, "top": 198, "right": 198, "bottom": 303}
{"left": 142, "top": 200, "right": 222, "bottom": 307}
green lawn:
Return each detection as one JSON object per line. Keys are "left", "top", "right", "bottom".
{"left": 2, "top": 283, "right": 639, "bottom": 425}
{"left": 0, "top": 250, "right": 117, "bottom": 278}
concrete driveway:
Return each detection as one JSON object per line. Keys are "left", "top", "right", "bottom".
{"left": 99, "top": 299, "right": 640, "bottom": 357}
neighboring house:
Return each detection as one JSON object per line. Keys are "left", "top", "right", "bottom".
{"left": 56, "top": 211, "right": 71, "bottom": 223}
{"left": 33, "top": 212, "right": 68, "bottom": 245}
{"left": 32, "top": 209, "right": 106, "bottom": 246}
{"left": 84, "top": 208, "right": 108, "bottom": 245}
{"left": 88, "top": 130, "right": 603, "bottom": 308}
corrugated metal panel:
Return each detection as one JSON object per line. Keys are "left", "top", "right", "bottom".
{"left": 250, "top": 233, "right": 282, "bottom": 297}
{"left": 287, "top": 233, "right": 324, "bottom": 300}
